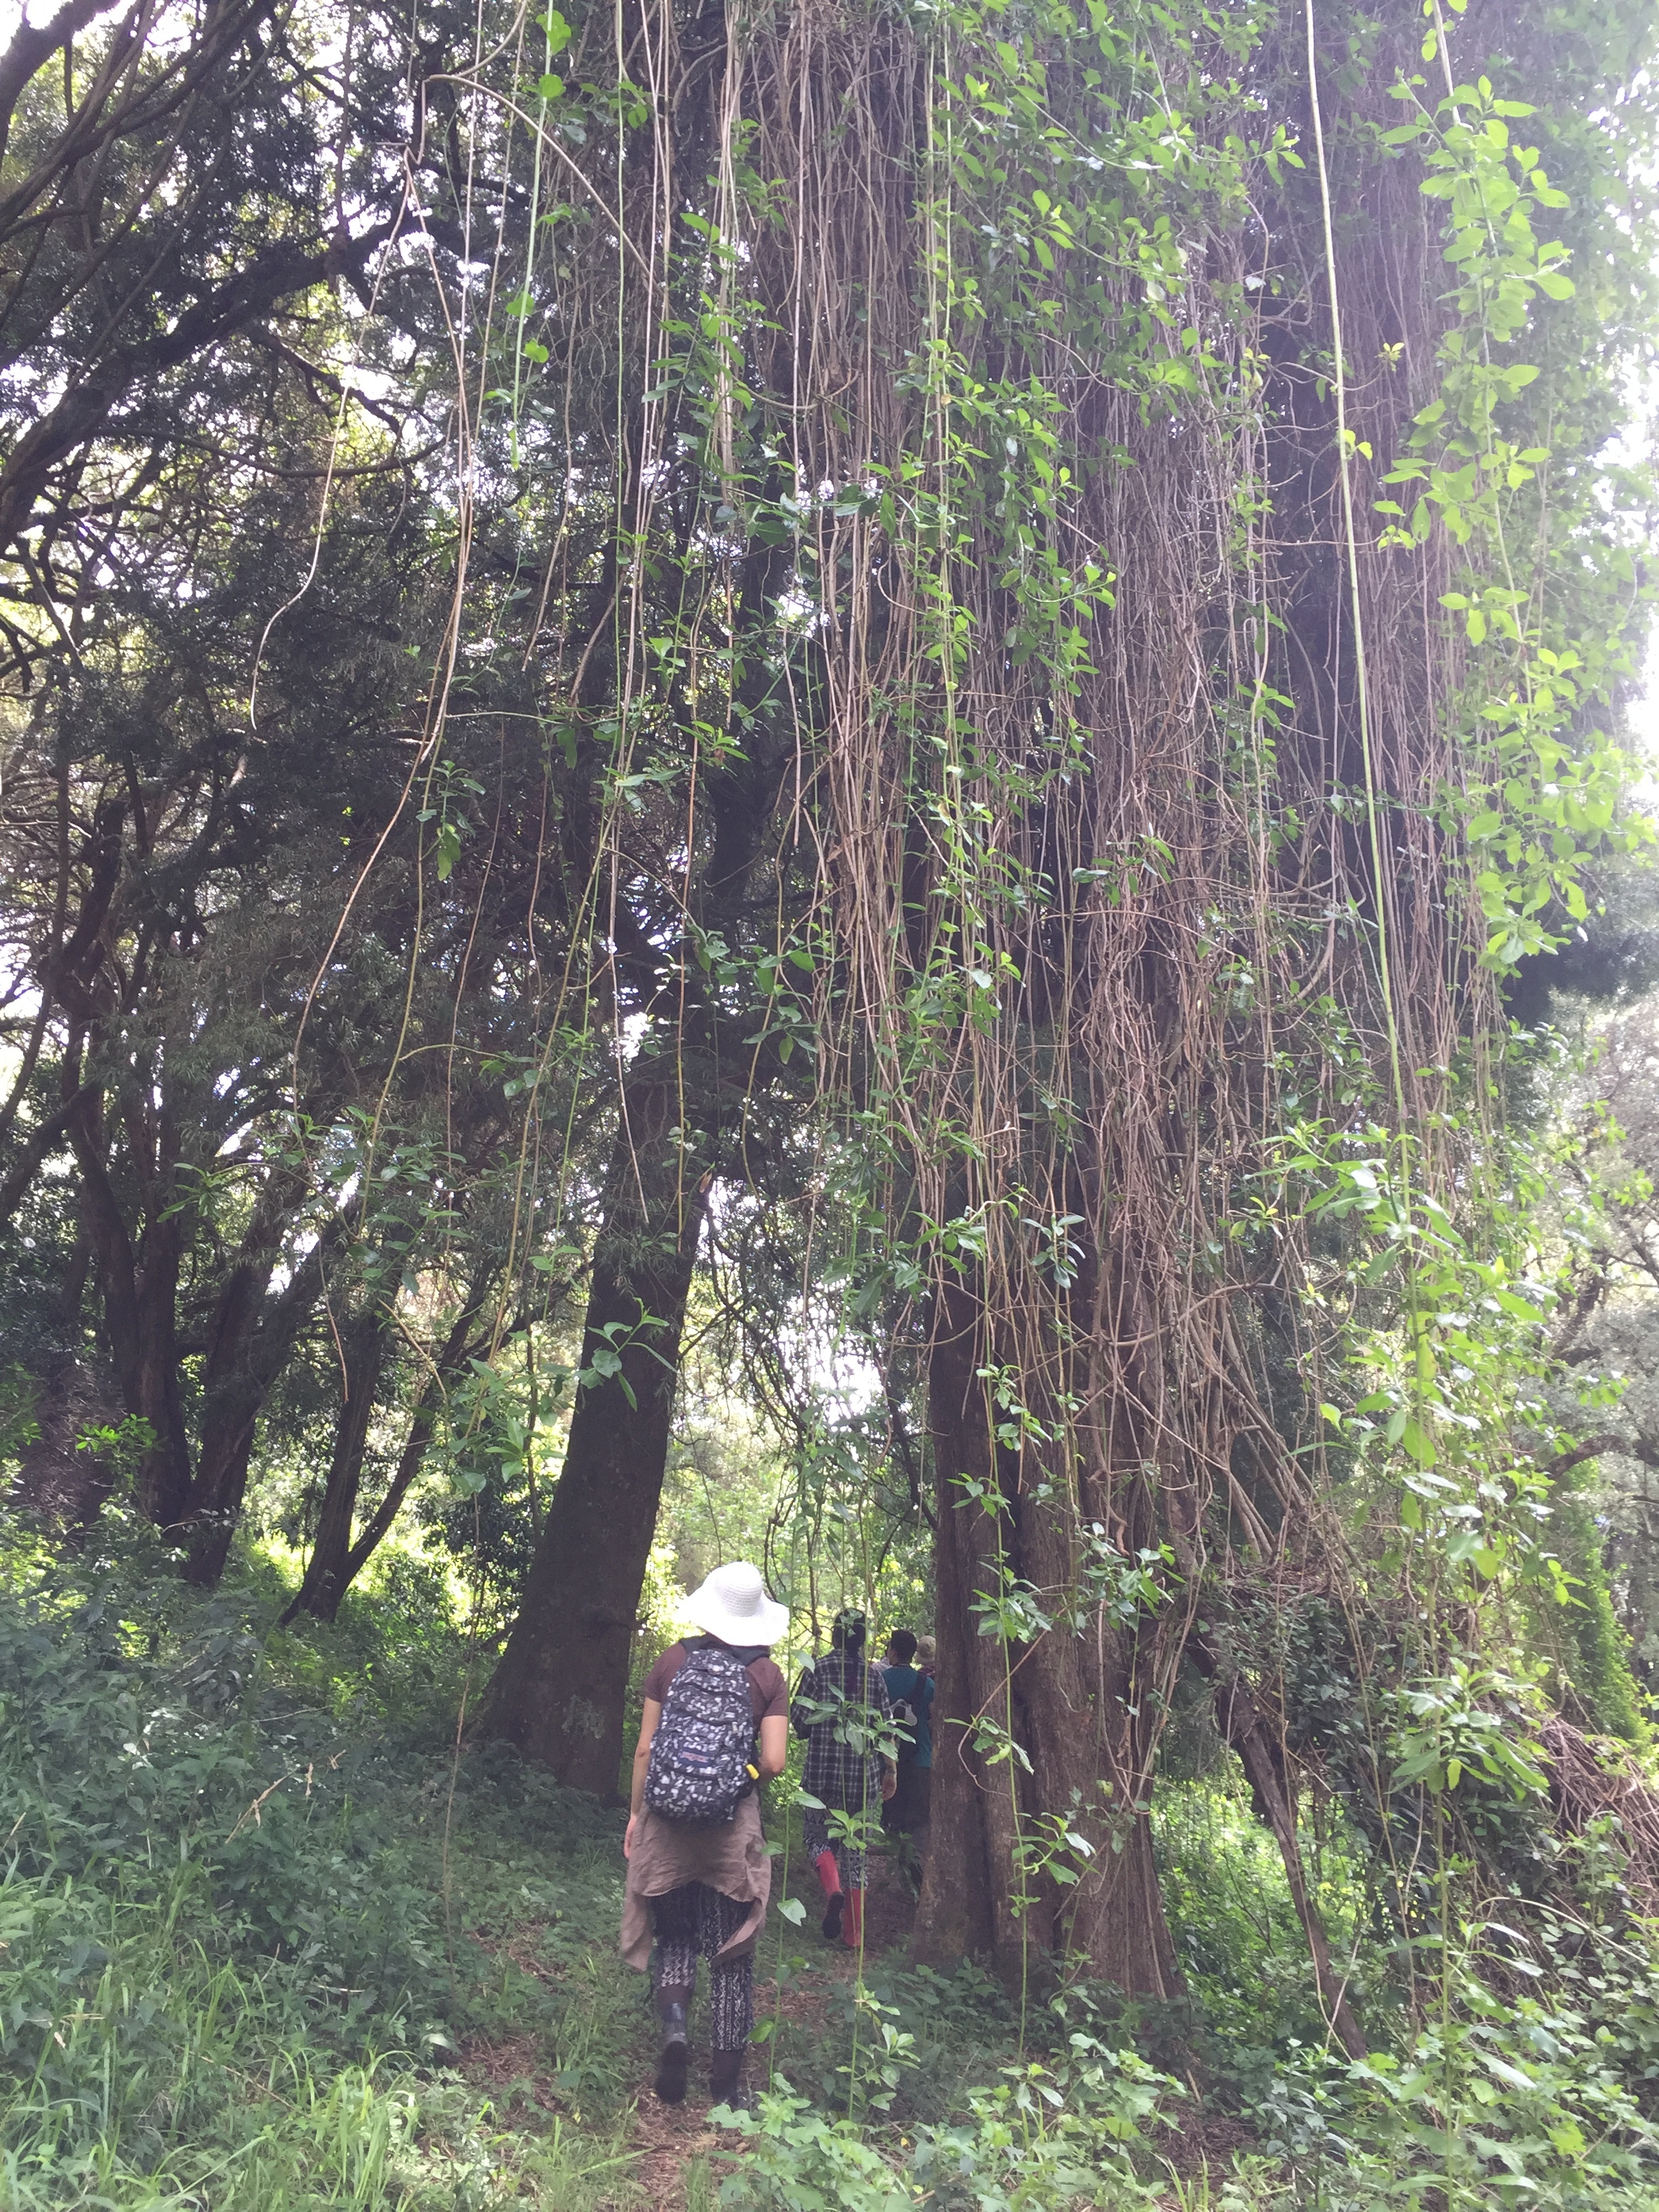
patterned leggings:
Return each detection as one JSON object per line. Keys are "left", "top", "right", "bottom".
{"left": 802, "top": 1801, "right": 876, "bottom": 1891}
{"left": 651, "top": 1883, "right": 754, "bottom": 2051}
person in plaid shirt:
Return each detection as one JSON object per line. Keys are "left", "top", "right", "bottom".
{"left": 790, "top": 1609, "right": 896, "bottom": 1949}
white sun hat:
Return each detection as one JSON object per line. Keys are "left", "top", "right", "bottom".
{"left": 684, "top": 1561, "right": 790, "bottom": 1649}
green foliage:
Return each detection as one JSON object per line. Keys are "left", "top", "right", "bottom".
{"left": 0, "top": 1510, "right": 640, "bottom": 2208}
{"left": 11, "top": 1509, "right": 1659, "bottom": 2209}
{"left": 1388, "top": 1664, "right": 1549, "bottom": 1802}
{"left": 718, "top": 2031, "right": 1179, "bottom": 2211}
{"left": 1374, "top": 50, "right": 1655, "bottom": 965}
{"left": 1550, "top": 1483, "right": 1654, "bottom": 1745}
{"left": 1155, "top": 1770, "right": 1377, "bottom": 2077}
{"left": 5, "top": 0, "right": 1659, "bottom": 2199}
{"left": 1250, "top": 1917, "right": 1659, "bottom": 2210}
{"left": 0, "top": 1363, "right": 41, "bottom": 1461}
{"left": 716, "top": 2090, "right": 916, "bottom": 2212}
{"left": 261, "top": 1543, "right": 471, "bottom": 1742}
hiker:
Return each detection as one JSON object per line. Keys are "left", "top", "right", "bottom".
{"left": 621, "top": 1561, "right": 790, "bottom": 2110}
{"left": 878, "top": 1629, "right": 935, "bottom": 1840}
{"left": 790, "top": 1608, "right": 895, "bottom": 1950}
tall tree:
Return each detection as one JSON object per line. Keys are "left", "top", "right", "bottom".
{"left": 459, "top": 0, "right": 829, "bottom": 1786}
{"left": 478, "top": 1066, "right": 712, "bottom": 1786}
{"left": 3, "top": 0, "right": 1654, "bottom": 2018}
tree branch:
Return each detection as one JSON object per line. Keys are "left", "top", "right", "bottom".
{"left": 0, "top": 1079, "right": 95, "bottom": 1227}
{"left": 0, "top": 0, "right": 128, "bottom": 168}
{"left": 1547, "top": 1432, "right": 1659, "bottom": 1479}
{"left": 0, "top": 221, "right": 396, "bottom": 556}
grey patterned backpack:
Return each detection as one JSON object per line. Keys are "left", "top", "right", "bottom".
{"left": 644, "top": 1642, "right": 755, "bottom": 1824}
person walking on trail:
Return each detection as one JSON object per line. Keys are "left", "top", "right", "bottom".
{"left": 791, "top": 1609, "right": 895, "bottom": 1950}
{"left": 878, "top": 1629, "right": 935, "bottom": 1843}
{"left": 621, "top": 1561, "right": 790, "bottom": 2110}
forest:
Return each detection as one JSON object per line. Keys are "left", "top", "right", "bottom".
{"left": 4, "top": 0, "right": 1659, "bottom": 2199}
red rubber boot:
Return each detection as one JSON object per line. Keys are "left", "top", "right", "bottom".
{"left": 814, "top": 1849, "right": 844, "bottom": 1941}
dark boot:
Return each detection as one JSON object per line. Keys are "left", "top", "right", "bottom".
{"left": 709, "top": 2044, "right": 749, "bottom": 2110}
{"left": 655, "top": 1983, "right": 691, "bottom": 2103}
{"left": 813, "top": 1849, "right": 844, "bottom": 1941}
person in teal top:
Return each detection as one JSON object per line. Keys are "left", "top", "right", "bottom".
{"left": 879, "top": 1630, "right": 935, "bottom": 1838}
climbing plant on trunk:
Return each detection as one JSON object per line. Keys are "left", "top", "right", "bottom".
{"left": 419, "top": 0, "right": 1654, "bottom": 2001}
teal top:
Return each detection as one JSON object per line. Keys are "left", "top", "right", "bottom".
{"left": 880, "top": 1663, "right": 935, "bottom": 1768}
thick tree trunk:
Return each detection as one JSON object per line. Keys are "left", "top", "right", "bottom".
{"left": 180, "top": 1428, "right": 257, "bottom": 1586}
{"left": 182, "top": 1240, "right": 285, "bottom": 1586}
{"left": 910, "top": 1282, "right": 1006, "bottom": 1971}
{"left": 9, "top": 1355, "right": 122, "bottom": 1523}
{"left": 131, "top": 1204, "right": 192, "bottom": 1525}
{"left": 912, "top": 1275, "right": 1184, "bottom": 1996}
{"left": 1046, "top": 1618, "right": 1183, "bottom": 1999}
{"left": 70, "top": 1087, "right": 195, "bottom": 1528}
{"left": 476, "top": 1077, "right": 712, "bottom": 1796}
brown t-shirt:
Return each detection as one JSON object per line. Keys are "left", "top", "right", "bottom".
{"left": 642, "top": 1638, "right": 788, "bottom": 1728}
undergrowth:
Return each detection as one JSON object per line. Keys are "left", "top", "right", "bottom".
{"left": 0, "top": 1509, "right": 642, "bottom": 2209}
{"left": 6, "top": 1511, "right": 1659, "bottom": 2209}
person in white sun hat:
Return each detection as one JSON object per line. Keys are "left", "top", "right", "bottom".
{"left": 619, "top": 1561, "right": 790, "bottom": 2111}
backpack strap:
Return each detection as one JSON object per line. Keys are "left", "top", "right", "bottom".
{"left": 687, "top": 1634, "right": 769, "bottom": 1665}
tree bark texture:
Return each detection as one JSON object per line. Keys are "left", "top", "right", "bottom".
{"left": 476, "top": 1075, "right": 713, "bottom": 1795}
{"left": 70, "top": 1085, "right": 194, "bottom": 1528}
{"left": 911, "top": 1275, "right": 1184, "bottom": 1996}
{"left": 910, "top": 1281, "right": 1007, "bottom": 1971}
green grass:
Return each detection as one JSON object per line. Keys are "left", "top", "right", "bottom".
{"left": 7, "top": 1511, "right": 1659, "bottom": 2209}
{"left": 0, "top": 1509, "right": 647, "bottom": 2208}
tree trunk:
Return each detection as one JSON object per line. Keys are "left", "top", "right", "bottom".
{"left": 131, "top": 1203, "right": 192, "bottom": 1525}
{"left": 476, "top": 1075, "right": 712, "bottom": 1796}
{"left": 279, "top": 1309, "right": 388, "bottom": 1624}
{"left": 0, "top": 1081, "right": 96, "bottom": 1228}
{"left": 70, "top": 1086, "right": 195, "bottom": 1528}
{"left": 182, "top": 1200, "right": 363, "bottom": 1586}
{"left": 339, "top": 1290, "right": 492, "bottom": 1593}
{"left": 279, "top": 1276, "right": 491, "bottom": 1625}
{"left": 1048, "top": 1616, "right": 1183, "bottom": 1999}
{"left": 912, "top": 1275, "right": 1184, "bottom": 1996}
{"left": 182, "top": 1235, "right": 285, "bottom": 1586}
{"left": 909, "top": 1279, "right": 1005, "bottom": 1970}
{"left": 9, "top": 1355, "right": 121, "bottom": 1524}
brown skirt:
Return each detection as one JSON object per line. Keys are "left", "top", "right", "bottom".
{"left": 619, "top": 1793, "right": 771, "bottom": 1970}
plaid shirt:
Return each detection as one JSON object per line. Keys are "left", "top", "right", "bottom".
{"left": 792, "top": 1652, "right": 895, "bottom": 1809}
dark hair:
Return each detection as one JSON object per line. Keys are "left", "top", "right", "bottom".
{"left": 830, "top": 1607, "right": 867, "bottom": 1655}
{"left": 886, "top": 1630, "right": 917, "bottom": 1664}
